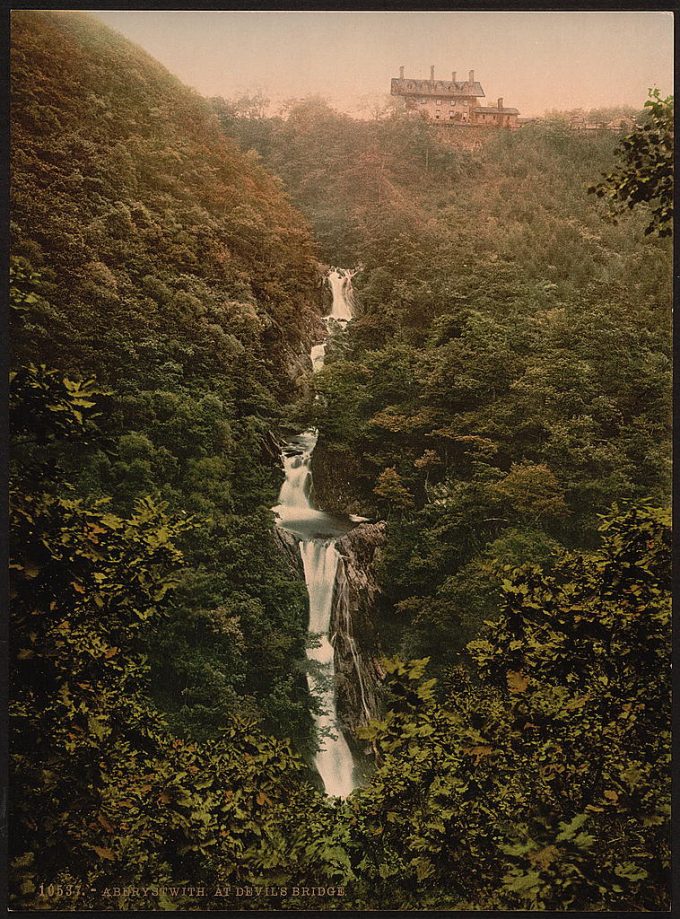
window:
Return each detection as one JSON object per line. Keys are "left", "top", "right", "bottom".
{"left": 436, "top": 99, "right": 442, "bottom": 105}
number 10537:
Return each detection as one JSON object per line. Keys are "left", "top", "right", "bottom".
{"left": 38, "top": 883, "right": 83, "bottom": 897}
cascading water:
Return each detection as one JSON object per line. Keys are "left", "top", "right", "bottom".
{"left": 326, "top": 267, "right": 356, "bottom": 322}
{"left": 299, "top": 540, "right": 355, "bottom": 798}
{"left": 272, "top": 267, "right": 362, "bottom": 798}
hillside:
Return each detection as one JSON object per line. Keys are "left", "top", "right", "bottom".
{"left": 219, "top": 97, "right": 672, "bottom": 670}
{"left": 11, "top": 10, "right": 327, "bottom": 752}
{"left": 11, "top": 11, "right": 321, "bottom": 383}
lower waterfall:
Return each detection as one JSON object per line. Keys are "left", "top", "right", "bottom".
{"left": 272, "top": 267, "right": 362, "bottom": 798}
{"left": 299, "top": 540, "right": 355, "bottom": 797}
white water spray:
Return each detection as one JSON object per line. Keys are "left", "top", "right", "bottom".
{"left": 310, "top": 343, "right": 326, "bottom": 373}
{"left": 327, "top": 267, "right": 358, "bottom": 322}
{"left": 299, "top": 540, "right": 355, "bottom": 798}
{"left": 272, "top": 267, "right": 362, "bottom": 798}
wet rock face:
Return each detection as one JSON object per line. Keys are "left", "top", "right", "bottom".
{"left": 283, "top": 319, "right": 327, "bottom": 398}
{"left": 310, "top": 441, "right": 368, "bottom": 518}
{"left": 273, "top": 525, "right": 304, "bottom": 577}
{"left": 283, "top": 342, "right": 314, "bottom": 394}
{"left": 280, "top": 267, "right": 331, "bottom": 396}
{"left": 331, "top": 521, "right": 387, "bottom": 740}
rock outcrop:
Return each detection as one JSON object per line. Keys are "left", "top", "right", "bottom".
{"left": 310, "top": 441, "right": 368, "bottom": 518}
{"left": 273, "top": 524, "right": 304, "bottom": 577}
{"left": 282, "top": 272, "right": 329, "bottom": 395}
{"left": 331, "top": 521, "right": 386, "bottom": 742}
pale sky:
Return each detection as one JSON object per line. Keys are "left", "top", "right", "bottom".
{"left": 90, "top": 10, "right": 673, "bottom": 117}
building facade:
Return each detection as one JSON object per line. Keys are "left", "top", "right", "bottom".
{"left": 391, "top": 67, "right": 519, "bottom": 129}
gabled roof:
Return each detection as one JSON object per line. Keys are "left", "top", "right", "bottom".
{"left": 391, "top": 77, "right": 485, "bottom": 98}
{"left": 475, "top": 106, "right": 519, "bottom": 115}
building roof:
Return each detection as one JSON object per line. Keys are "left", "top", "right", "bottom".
{"left": 475, "top": 106, "right": 519, "bottom": 115}
{"left": 391, "top": 77, "right": 485, "bottom": 98}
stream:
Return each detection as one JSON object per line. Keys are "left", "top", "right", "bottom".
{"left": 272, "top": 268, "right": 364, "bottom": 798}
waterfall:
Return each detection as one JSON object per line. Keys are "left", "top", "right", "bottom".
{"left": 310, "top": 344, "right": 326, "bottom": 373}
{"left": 277, "top": 431, "right": 317, "bottom": 511}
{"left": 272, "top": 267, "right": 361, "bottom": 798}
{"left": 327, "top": 267, "right": 357, "bottom": 322}
{"left": 299, "top": 540, "right": 355, "bottom": 798}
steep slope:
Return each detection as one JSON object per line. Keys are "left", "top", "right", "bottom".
{"left": 11, "top": 11, "right": 321, "bottom": 385}
{"left": 10, "top": 10, "right": 324, "bottom": 749}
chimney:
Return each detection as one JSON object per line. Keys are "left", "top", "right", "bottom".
{"left": 430, "top": 65, "right": 435, "bottom": 81}
{"left": 498, "top": 97, "right": 503, "bottom": 110}
{"left": 469, "top": 69, "right": 474, "bottom": 83}
{"left": 399, "top": 65, "right": 404, "bottom": 79}
{"left": 452, "top": 71, "right": 457, "bottom": 83}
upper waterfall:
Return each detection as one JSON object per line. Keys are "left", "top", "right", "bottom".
{"left": 327, "top": 267, "right": 357, "bottom": 322}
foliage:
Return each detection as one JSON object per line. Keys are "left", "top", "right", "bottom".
{"left": 345, "top": 505, "right": 670, "bottom": 910}
{"left": 10, "top": 361, "right": 108, "bottom": 482}
{"left": 373, "top": 466, "right": 414, "bottom": 512}
{"left": 8, "top": 364, "right": 324, "bottom": 912}
{"left": 589, "top": 89, "right": 673, "bottom": 236}
{"left": 221, "top": 94, "right": 671, "bottom": 673}
{"left": 11, "top": 9, "right": 319, "bottom": 749}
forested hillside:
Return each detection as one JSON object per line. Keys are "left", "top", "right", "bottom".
{"left": 9, "top": 10, "right": 671, "bottom": 912}
{"left": 11, "top": 10, "right": 326, "bottom": 751}
{"left": 218, "top": 96, "right": 672, "bottom": 672}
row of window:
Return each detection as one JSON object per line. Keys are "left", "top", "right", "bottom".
{"left": 419, "top": 98, "right": 467, "bottom": 107}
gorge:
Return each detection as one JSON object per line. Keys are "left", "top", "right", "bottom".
{"left": 272, "top": 268, "right": 374, "bottom": 797}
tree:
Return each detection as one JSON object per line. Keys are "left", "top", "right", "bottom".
{"left": 9, "top": 365, "right": 186, "bottom": 903}
{"left": 8, "top": 365, "right": 317, "bottom": 911}
{"left": 374, "top": 466, "right": 414, "bottom": 511}
{"left": 348, "top": 504, "right": 670, "bottom": 911}
{"left": 589, "top": 89, "right": 673, "bottom": 236}
{"left": 11, "top": 8, "right": 321, "bottom": 753}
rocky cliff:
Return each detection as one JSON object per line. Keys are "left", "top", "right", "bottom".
{"left": 331, "top": 521, "right": 386, "bottom": 742}
{"left": 310, "top": 441, "right": 368, "bottom": 518}
{"left": 282, "top": 272, "right": 329, "bottom": 393}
